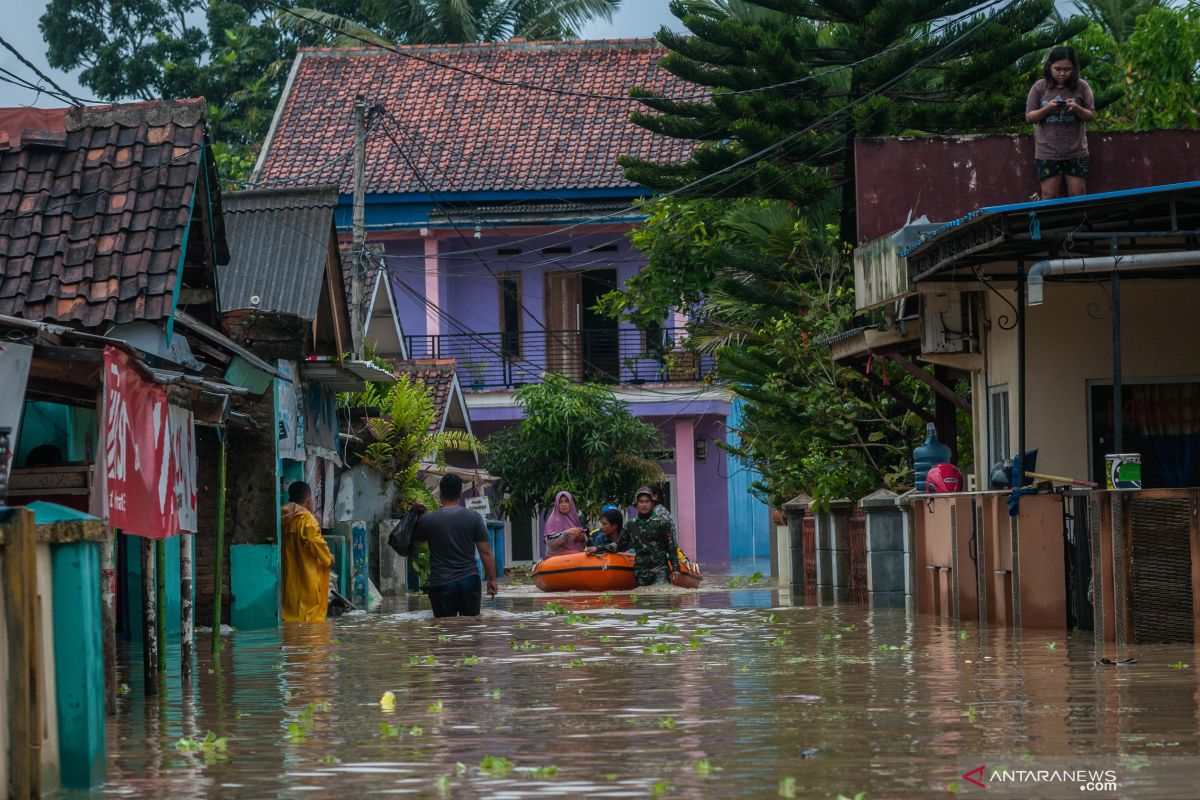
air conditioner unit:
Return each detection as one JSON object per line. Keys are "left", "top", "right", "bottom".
{"left": 920, "top": 291, "right": 979, "bottom": 355}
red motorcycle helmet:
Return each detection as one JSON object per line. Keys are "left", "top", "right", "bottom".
{"left": 926, "top": 463, "right": 964, "bottom": 494}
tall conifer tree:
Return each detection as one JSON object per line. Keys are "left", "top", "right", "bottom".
{"left": 621, "top": 0, "right": 1084, "bottom": 240}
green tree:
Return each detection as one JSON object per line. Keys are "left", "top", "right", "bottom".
{"left": 288, "top": 0, "right": 621, "bottom": 45}
{"left": 483, "top": 376, "right": 663, "bottom": 520}
{"left": 349, "top": 374, "right": 483, "bottom": 510}
{"left": 616, "top": 197, "right": 933, "bottom": 505}
{"left": 1073, "top": 0, "right": 1165, "bottom": 42}
{"left": 620, "top": 0, "right": 1083, "bottom": 240}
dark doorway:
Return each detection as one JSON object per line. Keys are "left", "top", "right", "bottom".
{"left": 581, "top": 269, "right": 619, "bottom": 383}
{"left": 510, "top": 515, "right": 533, "bottom": 562}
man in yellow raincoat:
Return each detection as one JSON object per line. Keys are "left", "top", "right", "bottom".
{"left": 281, "top": 481, "right": 334, "bottom": 622}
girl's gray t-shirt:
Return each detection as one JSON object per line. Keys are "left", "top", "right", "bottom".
{"left": 1026, "top": 78, "right": 1094, "bottom": 161}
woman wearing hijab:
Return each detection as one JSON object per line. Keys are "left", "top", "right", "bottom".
{"left": 543, "top": 490, "right": 587, "bottom": 556}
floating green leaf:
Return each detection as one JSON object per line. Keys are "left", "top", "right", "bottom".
{"left": 636, "top": 614, "right": 650, "bottom": 626}
{"left": 428, "top": 700, "right": 444, "bottom": 713}
{"left": 488, "top": 689, "right": 502, "bottom": 699}
{"left": 1170, "top": 661, "right": 1190, "bottom": 669}
{"left": 116, "top": 683, "right": 131, "bottom": 695}
{"left": 480, "top": 755, "right": 514, "bottom": 776}
{"left": 318, "top": 755, "right": 340, "bottom": 765}
{"left": 695, "top": 758, "right": 721, "bottom": 775}
{"left": 456, "top": 656, "right": 480, "bottom": 666}
{"left": 779, "top": 776, "right": 797, "bottom": 798}
{"left": 378, "top": 722, "right": 400, "bottom": 739}
{"left": 545, "top": 602, "right": 568, "bottom": 616}
{"left": 438, "top": 634, "right": 451, "bottom": 643}
{"left": 529, "top": 765, "right": 560, "bottom": 778}
{"left": 657, "top": 716, "right": 676, "bottom": 729}
{"left": 435, "top": 775, "right": 452, "bottom": 795}
{"left": 408, "top": 725, "right": 424, "bottom": 736}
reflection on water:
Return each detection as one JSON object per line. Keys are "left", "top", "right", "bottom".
{"left": 98, "top": 579, "right": 1200, "bottom": 799}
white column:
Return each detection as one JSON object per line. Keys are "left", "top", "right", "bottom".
{"left": 674, "top": 419, "right": 698, "bottom": 558}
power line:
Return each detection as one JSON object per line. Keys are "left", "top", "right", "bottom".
{"left": 0, "top": 34, "right": 90, "bottom": 107}
{"left": 262, "top": 0, "right": 682, "bottom": 104}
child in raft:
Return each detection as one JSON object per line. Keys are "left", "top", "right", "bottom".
{"left": 591, "top": 488, "right": 680, "bottom": 586}
{"left": 585, "top": 507, "right": 624, "bottom": 553}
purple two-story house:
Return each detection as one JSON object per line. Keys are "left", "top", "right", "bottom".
{"left": 253, "top": 38, "right": 771, "bottom": 569}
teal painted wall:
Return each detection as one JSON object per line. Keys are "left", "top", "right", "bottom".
{"left": 16, "top": 401, "right": 97, "bottom": 465}
{"left": 120, "top": 533, "right": 181, "bottom": 641}
{"left": 51, "top": 540, "right": 106, "bottom": 788}
{"left": 230, "top": 543, "right": 280, "bottom": 629}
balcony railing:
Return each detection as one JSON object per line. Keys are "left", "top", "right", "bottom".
{"left": 404, "top": 328, "right": 715, "bottom": 390}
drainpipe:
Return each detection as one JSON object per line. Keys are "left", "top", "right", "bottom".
{"left": 1026, "top": 250, "right": 1200, "bottom": 306}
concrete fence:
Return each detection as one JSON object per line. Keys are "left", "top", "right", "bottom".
{"left": 778, "top": 491, "right": 916, "bottom": 611}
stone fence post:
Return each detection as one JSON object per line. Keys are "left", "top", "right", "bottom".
{"left": 861, "top": 490, "right": 905, "bottom": 609}
{"left": 818, "top": 500, "right": 853, "bottom": 603}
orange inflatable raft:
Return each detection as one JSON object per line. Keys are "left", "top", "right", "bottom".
{"left": 531, "top": 552, "right": 704, "bottom": 591}
{"left": 532, "top": 552, "right": 637, "bottom": 592}
{"left": 669, "top": 557, "right": 704, "bottom": 589}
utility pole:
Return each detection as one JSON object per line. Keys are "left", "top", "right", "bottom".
{"left": 351, "top": 95, "right": 368, "bottom": 358}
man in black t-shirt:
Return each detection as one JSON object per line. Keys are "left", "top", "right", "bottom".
{"left": 413, "top": 474, "right": 499, "bottom": 617}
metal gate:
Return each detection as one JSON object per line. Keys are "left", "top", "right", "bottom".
{"left": 849, "top": 508, "right": 868, "bottom": 604}
{"left": 1129, "top": 497, "right": 1195, "bottom": 643}
{"left": 802, "top": 515, "right": 817, "bottom": 604}
{"left": 1064, "top": 493, "right": 1094, "bottom": 631}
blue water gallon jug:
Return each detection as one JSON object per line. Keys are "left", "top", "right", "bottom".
{"left": 913, "top": 423, "right": 952, "bottom": 493}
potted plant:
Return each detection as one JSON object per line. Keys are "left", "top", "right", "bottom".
{"left": 463, "top": 359, "right": 488, "bottom": 390}
{"left": 666, "top": 348, "right": 698, "bottom": 382}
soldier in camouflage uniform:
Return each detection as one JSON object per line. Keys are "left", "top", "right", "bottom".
{"left": 616, "top": 487, "right": 680, "bottom": 586}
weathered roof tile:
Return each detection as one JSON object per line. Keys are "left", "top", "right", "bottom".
{"left": 256, "top": 39, "right": 699, "bottom": 194}
{"left": 0, "top": 98, "right": 217, "bottom": 326}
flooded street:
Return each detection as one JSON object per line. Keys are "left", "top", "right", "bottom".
{"left": 101, "top": 579, "right": 1200, "bottom": 799}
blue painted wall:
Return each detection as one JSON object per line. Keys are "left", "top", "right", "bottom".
{"left": 726, "top": 399, "right": 771, "bottom": 567}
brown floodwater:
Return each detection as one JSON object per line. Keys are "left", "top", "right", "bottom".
{"left": 95, "top": 578, "right": 1200, "bottom": 799}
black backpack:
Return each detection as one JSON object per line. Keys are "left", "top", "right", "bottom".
{"left": 387, "top": 508, "right": 423, "bottom": 557}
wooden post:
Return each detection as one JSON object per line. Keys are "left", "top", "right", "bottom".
{"left": 350, "top": 94, "right": 368, "bottom": 357}
{"left": 180, "top": 533, "right": 193, "bottom": 683}
{"left": 155, "top": 539, "right": 166, "bottom": 683}
{"left": 141, "top": 537, "right": 158, "bottom": 695}
{"left": 2, "top": 506, "right": 42, "bottom": 798}
{"left": 100, "top": 531, "right": 117, "bottom": 715}
{"left": 212, "top": 431, "right": 227, "bottom": 654}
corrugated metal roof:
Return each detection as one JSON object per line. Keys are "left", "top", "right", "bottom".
{"left": 900, "top": 180, "right": 1200, "bottom": 259}
{"left": 218, "top": 186, "right": 339, "bottom": 319}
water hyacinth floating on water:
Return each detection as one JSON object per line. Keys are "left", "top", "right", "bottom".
{"left": 479, "top": 755, "right": 514, "bottom": 776}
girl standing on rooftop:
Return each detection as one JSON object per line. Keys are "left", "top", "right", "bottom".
{"left": 1025, "top": 46, "right": 1096, "bottom": 200}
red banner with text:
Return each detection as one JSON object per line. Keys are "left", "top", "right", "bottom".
{"left": 103, "top": 347, "right": 180, "bottom": 539}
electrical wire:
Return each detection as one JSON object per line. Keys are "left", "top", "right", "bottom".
{"left": 0, "top": 33, "right": 91, "bottom": 107}
{"left": 264, "top": 0, "right": 1016, "bottom": 103}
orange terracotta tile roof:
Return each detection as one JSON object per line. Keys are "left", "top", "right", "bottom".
{"left": 255, "top": 39, "right": 700, "bottom": 195}
{"left": 0, "top": 98, "right": 224, "bottom": 327}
